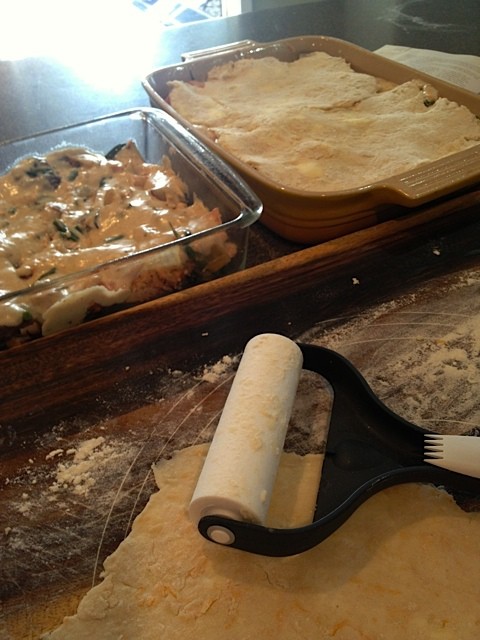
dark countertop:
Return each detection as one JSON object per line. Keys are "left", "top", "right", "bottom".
{"left": 0, "top": 0, "right": 479, "bottom": 142}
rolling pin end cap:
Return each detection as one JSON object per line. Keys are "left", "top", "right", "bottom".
{"left": 206, "top": 525, "right": 236, "bottom": 546}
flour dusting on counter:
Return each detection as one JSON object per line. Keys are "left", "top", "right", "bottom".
{"left": 300, "top": 268, "right": 480, "bottom": 433}
{"left": 5, "top": 262, "right": 480, "bottom": 639}
{"left": 49, "top": 436, "right": 124, "bottom": 496}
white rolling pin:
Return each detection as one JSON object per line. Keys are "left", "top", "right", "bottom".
{"left": 189, "top": 333, "right": 303, "bottom": 543}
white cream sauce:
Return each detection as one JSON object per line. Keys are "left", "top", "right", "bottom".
{"left": 0, "top": 141, "right": 216, "bottom": 294}
{"left": 0, "top": 141, "right": 234, "bottom": 339}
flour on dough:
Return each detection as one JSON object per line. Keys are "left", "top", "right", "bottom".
{"left": 46, "top": 444, "right": 480, "bottom": 639}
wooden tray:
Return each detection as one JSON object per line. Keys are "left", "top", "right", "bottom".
{"left": 2, "top": 185, "right": 480, "bottom": 435}
{"left": 2, "top": 185, "right": 480, "bottom": 639}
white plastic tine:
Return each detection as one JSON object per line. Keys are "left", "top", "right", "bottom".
{"left": 424, "top": 434, "right": 480, "bottom": 479}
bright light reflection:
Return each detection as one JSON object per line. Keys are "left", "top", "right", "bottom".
{"left": 0, "top": 0, "right": 165, "bottom": 92}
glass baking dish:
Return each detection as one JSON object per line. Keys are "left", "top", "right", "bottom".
{"left": 143, "top": 36, "right": 480, "bottom": 244}
{"left": 0, "top": 108, "right": 262, "bottom": 348}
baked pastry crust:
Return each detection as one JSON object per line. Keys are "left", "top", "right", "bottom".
{"left": 168, "top": 52, "right": 480, "bottom": 192}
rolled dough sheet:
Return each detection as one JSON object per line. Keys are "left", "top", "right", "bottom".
{"left": 46, "top": 444, "right": 480, "bottom": 639}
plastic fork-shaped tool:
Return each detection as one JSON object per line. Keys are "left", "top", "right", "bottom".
{"left": 197, "top": 344, "right": 480, "bottom": 556}
{"left": 424, "top": 433, "right": 480, "bottom": 479}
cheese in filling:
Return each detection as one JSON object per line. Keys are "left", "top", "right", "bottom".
{"left": 0, "top": 141, "right": 236, "bottom": 343}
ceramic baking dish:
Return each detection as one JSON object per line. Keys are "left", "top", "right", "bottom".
{"left": 0, "top": 108, "right": 262, "bottom": 348}
{"left": 143, "top": 35, "right": 480, "bottom": 244}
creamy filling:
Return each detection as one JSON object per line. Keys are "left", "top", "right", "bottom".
{"left": 0, "top": 141, "right": 235, "bottom": 339}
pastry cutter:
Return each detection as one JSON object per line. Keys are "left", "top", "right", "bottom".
{"left": 189, "top": 334, "right": 480, "bottom": 556}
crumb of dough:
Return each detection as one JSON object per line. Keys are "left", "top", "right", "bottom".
{"left": 45, "top": 449, "right": 64, "bottom": 460}
{"left": 48, "top": 437, "right": 125, "bottom": 496}
{"left": 200, "top": 355, "right": 237, "bottom": 383}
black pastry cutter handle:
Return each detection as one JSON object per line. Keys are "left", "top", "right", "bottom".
{"left": 198, "top": 343, "right": 480, "bottom": 556}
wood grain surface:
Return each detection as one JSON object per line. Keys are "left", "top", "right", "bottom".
{"left": 2, "top": 185, "right": 480, "bottom": 639}
{"left": 2, "top": 186, "right": 480, "bottom": 434}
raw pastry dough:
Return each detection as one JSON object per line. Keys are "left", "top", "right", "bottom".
{"left": 46, "top": 444, "right": 480, "bottom": 639}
